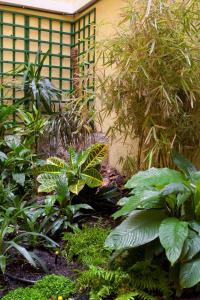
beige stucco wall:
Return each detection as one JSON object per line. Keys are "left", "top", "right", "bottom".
{"left": 77, "top": 0, "right": 138, "bottom": 171}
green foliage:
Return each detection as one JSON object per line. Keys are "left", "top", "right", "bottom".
{"left": 16, "top": 105, "right": 49, "bottom": 150}
{"left": 98, "top": 0, "right": 200, "bottom": 169}
{"left": 0, "top": 103, "right": 18, "bottom": 138}
{"left": 2, "top": 275, "right": 75, "bottom": 300}
{"left": 62, "top": 223, "right": 170, "bottom": 299}
{"left": 0, "top": 99, "right": 57, "bottom": 272}
{"left": 62, "top": 225, "right": 112, "bottom": 266}
{"left": 34, "top": 274, "right": 75, "bottom": 299}
{"left": 37, "top": 143, "right": 108, "bottom": 195}
{"left": 7, "top": 50, "right": 61, "bottom": 113}
{"left": 46, "top": 97, "right": 93, "bottom": 151}
{"left": 106, "top": 152, "right": 200, "bottom": 289}
{"left": 77, "top": 262, "right": 170, "bottom": 300}
{"left": 0, "top": 134, "right": 41, "bottom": 198}
{"left": 2, "top": 288, "right": 46, "bottom": 300}
{"left": 35, "top": 143, "right": 108, "bottom": 234}
{"left": 0, "top": 212, "right": 58, "bottom": 273}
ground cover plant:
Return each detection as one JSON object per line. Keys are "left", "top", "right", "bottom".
{"left": 62, "top": 224, "right": 112, "bottom": 266}
{"left": 62, "top": 223, "right": 171, "bottom": 300}
{"left": 2, "top": 274, "right": 75, "bottom": 300}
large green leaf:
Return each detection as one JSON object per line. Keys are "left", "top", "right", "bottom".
{"left": 113, "top": 188, "right": 162, "bottom": 219}
{"left": 82, "top": 143, "right": 108, "bottom": 171}
{"left": 56, "top": 175, "right": 70, "bottom": 204}
{"left": 46, "top": 156, "right": 67, "bottom": 168}
{"left": 69, "top": 180, "right": 85, "bottom": 195}
{"left": 0, "top": 151, "right": 7, "bottom": 162}
{"left": 67, "top": 204, "right": 93, "bottom": 215}
{"left": 36, "top": 164, "right": 63, "bottom": 174}
{"left": 7, "top": 241, "right": 36, "bottom": 268}
{"left": 181, "top": 230, "right": 200, "bottom": 261}
{"left": 159, "top": 218, "right": 188, "bottom": 266}
{"left": 81, "top": 168, "right": 103, "bottom": 188}
{"left": 113, "top": 195, "right": 140, "bottom": 219}
{"left": 160, "top": 183, "right": 191, "bottom": 207}
{"left": 190, "top": 171, "right": 200, "bottom": 184}
{"left": 68, "top": 147, "right": 78, "bottom": 167}
{"left": 37, "top": 173, "right": 60, "bottom": 193}
{"left": 125, "top": 168, "right": 185, "bottom": 189}
{"left": 180, "top": 256, "right": 200, "bottom": 288}
{"left": 172, "top": 150, "right": 197, "bottom": 177}
{"left": 12, "top": 173, "right": 25, "bottom": 186}
{"left": 4, "top": 135, "right": 21, "bottom": 149}
{"left": 105, "top": 210, "right": 166, "bottom": 250}
{"left": 0, "top": 255, "right": 6, "bottom": 273}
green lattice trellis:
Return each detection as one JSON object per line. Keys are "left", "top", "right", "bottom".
{"left": 0, "top": 7, "right": 96, "bottom": 108}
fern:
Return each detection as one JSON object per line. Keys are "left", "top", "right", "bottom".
{"left": 116, "top": 292, "right": 139, "bottom": 300}
{"left": 128, "top": 261, "right": 170, "bottom": 299}
{"left": 77, "top": 262, "right": 170, "bottom": 300}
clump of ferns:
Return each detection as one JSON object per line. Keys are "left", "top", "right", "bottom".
{"left": 77, "top": 260, "right": 171, "bottom": 300}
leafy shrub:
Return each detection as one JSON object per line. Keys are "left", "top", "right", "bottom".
{"left": 34, "top": 274, "right": 75, "bottom": 299}
{"left": 106, "top": 152, "right": 200, "bottom": 290}
{"left": 36, "top": 143, "right": 108, "bottom": 234}
{"left": 62, "top": 225, "right": 111, "bottom": 266}
{"left": 2, "top": 288, "right": 46, "bottom": 300}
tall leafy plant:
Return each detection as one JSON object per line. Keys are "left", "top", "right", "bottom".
{"left": 106, "top": 152, "right": 200, "bottom": 290}
{"left": 8, "top": 50, "right": 60, "bottom": 113}
{"left": 98, "top": 0, "right": 200, "bottom": 169}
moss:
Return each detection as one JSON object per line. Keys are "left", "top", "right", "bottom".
{"left": 34, "top": 274, "right": 75, "bottom": 299}
{"left": 2, "top": 275, "right": 75, "bottom": 300}
{"left": 62, "top": 225, "right": 111, "bottom": 266}
{"left": 2, "top": 287, "right": 46, "bottom": 300}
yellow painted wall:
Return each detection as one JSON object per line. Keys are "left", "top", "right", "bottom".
{"left": 77, "top": 0, "right": 137, "bottom": 172}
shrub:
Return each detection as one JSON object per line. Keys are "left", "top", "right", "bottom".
{"left": 34, "top": 274, "right": 75, "bottom": 299}
{"left": 98, "top": 0, "right": 200, "bottom": 169}
{"left": 2, "top": 288, "right": 46, "bottom": 300}
{"left": 62, "top": 225, "right": 111, "bottom": 266}
{"left": 106, "top": 152, "right": 200, "bottom": 290}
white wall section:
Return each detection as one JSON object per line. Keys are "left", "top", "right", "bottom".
{"left": 0, "top": 0, "right": 97, "bottom": 14}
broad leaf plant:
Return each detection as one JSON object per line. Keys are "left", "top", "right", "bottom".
{"left": 106, "top": 151, "right": 200, "bottom": 289}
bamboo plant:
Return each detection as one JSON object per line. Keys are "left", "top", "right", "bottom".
{"left": 97, "top": 0, "right": 200, "bottom": 169}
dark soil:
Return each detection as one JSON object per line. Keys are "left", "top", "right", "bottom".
{"left": 1, "top": 248, "right": 200, "bottom": 300}
{"left": 0, "top": 248, "right": 85, "bottom": 298}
